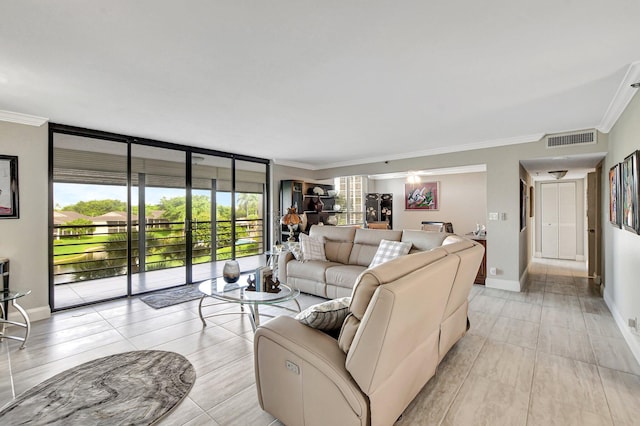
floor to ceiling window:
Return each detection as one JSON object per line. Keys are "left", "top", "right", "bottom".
{"left": 335, "top": 176, "right": 366, "bottom": 226}
{"left": 50, "top": 125, "right": 270, "bottom": 310}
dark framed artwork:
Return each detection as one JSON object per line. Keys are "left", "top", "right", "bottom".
{"left": 609, "top": 163, "right": 621, "bottom": 227}
{"left": 405, "top": 181, "right": 439, "bottom": 210}
{"left": 519, "top": 179, "right": 526, "bottom": 231}
{"left": 621, "top": 151, "right": 639, "bottom": 233}
{"left": 0, "top": 155, "right": 19, "bottom": 219}
{"left": 529, "top": 186, "right": 534, "bottom": 218}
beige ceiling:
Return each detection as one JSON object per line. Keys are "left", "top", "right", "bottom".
{"left": 1, "top": 1, "right": 639, "bottom": 169}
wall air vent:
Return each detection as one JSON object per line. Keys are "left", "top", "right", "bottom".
{"left": 546, "top": 130, "right": 597, "bottom": 148}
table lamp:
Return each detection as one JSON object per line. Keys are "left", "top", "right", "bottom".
{"left": 281, "top": 207, "right": 302, "bottom": 242}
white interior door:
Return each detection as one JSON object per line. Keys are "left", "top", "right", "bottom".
{"left": 558, "top": 182, "right": 577, "bottom": 259}
{"left": 541, "top": 183, "right": 559, "bottom": 258}
{"left": 541, "top": 182, "right": 577, "bottom": 260}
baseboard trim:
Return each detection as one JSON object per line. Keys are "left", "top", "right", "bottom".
{"left": 603, "top": 290, "right": 640, "bottom": 366}
{"left": 519, "top": 268, "right": 529, "bottom": 291}
{"left": 7, "top": 305, "right": 51, "bottom": 324}
{"left": 485, "top": 278, "right": 521, "bottom": 292}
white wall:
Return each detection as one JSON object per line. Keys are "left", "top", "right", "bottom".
{"left": 369, "top": 172, "right": 487, "bottom": 234}
{"left": 312, "top": 137, "right": 606, "bottom": 291}
{"left": 0, "top": 121, "right": 50, "bottom": 321}
{"left": 602, "top": 92, "right": 640, "bottom": 362}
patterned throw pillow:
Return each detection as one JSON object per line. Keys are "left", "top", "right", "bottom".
{"left": 296, "top": 297, "right": 351, "bottom": 331}
{"left": 287, "top": 242, "right": 303, "bottom": 261}
{"left": 369, "top": 239, "right": 412, "bottom": 267}
{"left": 300, "top": 233, "right": 327, "bottom": 262}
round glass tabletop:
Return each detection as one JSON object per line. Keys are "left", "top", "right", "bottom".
{"left": 0, "top": 289, "right": 31, "bottom": 303}
{"left": 198, "top": 276, "right": 299, "bottom": 305}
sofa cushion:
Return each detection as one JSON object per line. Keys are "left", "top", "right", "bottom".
{"left": 309, "top": 225, "right": 356, "bottom": 264}
{"left": 288, "top": 259, "right": 341, "bottom": 282}
{"left": 325, "top": 265, "right": 366, "bottom": 289}
{"left": 369, "top": 239, "right": 412, "bottom": 267}
{"left": 348, "top": 229, "right": 402, "bottom": 266}
{"left": 401, "top": 230, "right": 450, "bottom": 253}
{"left": 287, "top": 242, "right": 303, "bottom": 261}
{"left": 300, "top": 233, "right": 327, "bottom": 262}
{"left": 295, "top": 297, "right": 351, "bottom": 331}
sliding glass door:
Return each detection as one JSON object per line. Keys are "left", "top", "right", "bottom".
{"left": 50, "top": 125, "right": 270, "bottom": 310}
{"left": 52, "top": 133, "right": 129, "bottom": 309}
{"left": 130, "top": 144, "right": 187, "bottom": 294}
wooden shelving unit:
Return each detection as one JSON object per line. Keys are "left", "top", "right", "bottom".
{"left": 280, "top": 180, "right": 337, "bottom": 242}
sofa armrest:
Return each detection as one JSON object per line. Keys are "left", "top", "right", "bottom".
{"left": 254, "top": 316, "right": 369, "bottom": 426}
{"left": 277, "top": 251, "right": 294, "bottom": 283}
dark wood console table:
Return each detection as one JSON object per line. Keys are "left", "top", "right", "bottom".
{"left": 470, "top": 236, "right": 487, "bottom": 285}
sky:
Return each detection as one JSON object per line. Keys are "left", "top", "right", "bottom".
{"left": 54, "top": 183, "right": 231, "bottom": 209}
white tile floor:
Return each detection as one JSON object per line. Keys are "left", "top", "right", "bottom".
{"left": 2, "top": 258, "right": 639, "bottom": 425}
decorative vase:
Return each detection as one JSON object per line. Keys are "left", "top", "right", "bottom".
{"left": 223, "top": 260, "right": 240, "bottom": 283}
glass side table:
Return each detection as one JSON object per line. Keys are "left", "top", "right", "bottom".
{"left": 0, "top": 289, "right": 31, "bottom": 349}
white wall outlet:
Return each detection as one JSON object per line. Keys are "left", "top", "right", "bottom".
{"left": 489, "top": 267, "right": 497, "bottom": 276}
{"left": 488, "top": 212, "right": 499, "bottom": 221}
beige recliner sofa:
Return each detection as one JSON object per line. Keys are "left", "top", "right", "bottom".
{"left": 255, "top": 238, "right": 484, "bottom": 426}
{"left": 278, "top": 225, "right": 455, "bottom": 299}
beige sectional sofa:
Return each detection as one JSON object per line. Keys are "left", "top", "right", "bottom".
{"left": 256, "top": 235, "right": 485, "bottom": 426}
{"left": 278, "top": 225, "right": 458, "bottom": 299}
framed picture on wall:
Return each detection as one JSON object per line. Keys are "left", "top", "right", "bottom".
{"left": 609, "top": 163, "right": 621, "bottom": 227}
{"left": 621, "top": 151, "right": 639, "bottom": 233}
{"left": 529, "top": 186, "right": 534, "bottom": 218}
{"left": 519, "top": 179, "right": 526, "bottom": 231}
{"left": 0, "top": 155, "right": 19, "bottom": 219}
{"left": 405, "top": 182, "right": 439, "bottom": 210}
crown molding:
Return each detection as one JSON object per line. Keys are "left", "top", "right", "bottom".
{"left": 272, "top": 133, "right": 542, "bottom": 171}
{"left": 271, "top": 158, "right": 318, "bottom": 170}
{"left": 0, "top": 110, "right": 48, "bottom": 126}
{"left": 598, "top": 61, "right": 640, "bottom": 134}
{"left": 315, "top": 133, "right": 544, "bottom": 171}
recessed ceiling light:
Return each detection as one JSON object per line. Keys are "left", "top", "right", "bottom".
{"left": 552, "top": 156, "right": 569, "bottom": 160}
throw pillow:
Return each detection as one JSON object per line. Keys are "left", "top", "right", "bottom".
{"left": 369, "top": 239, "right": 412, "bottom": 268}
{"left": 296, "top": 297, "right": 351, "bottom": 331}
{"left": 300, "top": 233, "right": 327, "bottom": 262}
{"left": 287, "top": 242, "right": 303, "bottom": 261}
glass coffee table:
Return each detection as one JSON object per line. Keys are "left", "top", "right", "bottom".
{"left": 0, "top": 289, "right": 31, "bottom": 349}
{"left": 197, "top": 276, "right": 301, "bottom": 331}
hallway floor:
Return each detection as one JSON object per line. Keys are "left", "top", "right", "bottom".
{"left": 2, "top": 258, "right": 639, "bottom": 425}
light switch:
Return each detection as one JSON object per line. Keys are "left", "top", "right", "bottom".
{"left": 488, "top": 212, "right": 499, "bottom": 221}
{"left": 500, "top": 212, "right": 507, "bottom": 221}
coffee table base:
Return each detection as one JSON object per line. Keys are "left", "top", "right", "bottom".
{"left": 198, "top": 296, "right": 301, "bottom": 331}
{"left": 0, "top": 298, "right": 30, "bottom": 350}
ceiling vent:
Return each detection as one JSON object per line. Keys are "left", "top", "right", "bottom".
{"left": 545, "top": 130, "right": 597, "bottom": 149}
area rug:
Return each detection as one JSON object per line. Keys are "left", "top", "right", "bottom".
{"left": 0, "top": 350, "right": 195, "bottom": 425}
{"left": 139, "top": 285, "right": 203, "bottom": 309}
